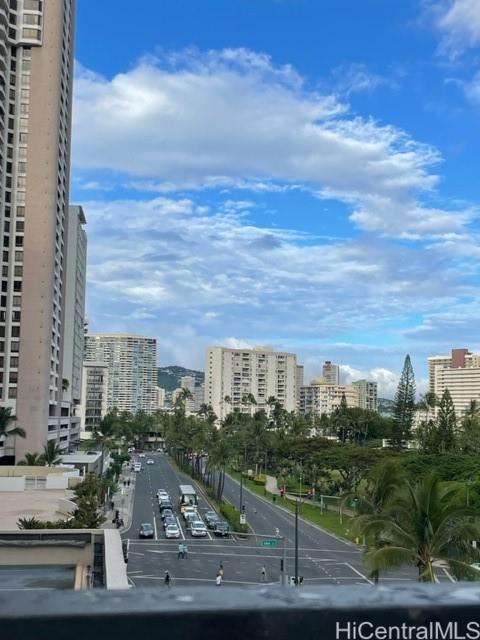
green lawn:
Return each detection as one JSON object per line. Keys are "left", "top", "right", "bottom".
{"left": 228, "top": 469, "right": 357, "bottom": 542}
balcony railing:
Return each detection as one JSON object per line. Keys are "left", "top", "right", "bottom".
{"left": 1, "top": 584, "right": 480, "bottom": 640}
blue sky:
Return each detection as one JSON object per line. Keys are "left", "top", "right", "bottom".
{"left": 71, "top": 0, "right": 480, "bottom": 396}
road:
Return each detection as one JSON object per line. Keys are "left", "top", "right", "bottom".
{"left": 123, "top": 453, "right": 452, "bottom": 587}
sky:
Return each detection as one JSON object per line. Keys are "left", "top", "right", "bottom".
{"left": 71, "top": 0, "right": 480, "bottom": 398}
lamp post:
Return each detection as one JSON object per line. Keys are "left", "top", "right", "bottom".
{"left": 294, "top": 499, "right": 299, "bottom": 586}
{"left": 239, "top": 472, "right": 243, "bottom": 515}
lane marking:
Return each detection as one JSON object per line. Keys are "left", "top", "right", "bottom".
{"left": 176, "top": 516, "right": 186, "bottom": 540}
{"left": 344, "top": 562, "right": 373, "bottom": 585}
{"left": 153, "top": 517, "right": 158, "bottom": 540}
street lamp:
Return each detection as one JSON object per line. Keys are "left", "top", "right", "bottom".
{"left": 294, "top": 499, "right": 299, "bottom": 586}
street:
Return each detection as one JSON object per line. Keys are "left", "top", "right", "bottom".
{"left": 123, "top": 453, "right": 452, "bottom": 587}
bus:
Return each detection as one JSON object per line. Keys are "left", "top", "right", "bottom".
{"left": 178, "top": 484, "right": 198, "bottom": 512}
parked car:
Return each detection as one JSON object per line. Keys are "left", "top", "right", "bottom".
{"left": 190, "top": 520, "right": 207, "bottom": 537}
{"left": 147, "top": 459, "right": 154, "bottom": 465}
{"left": 213, "top": 520, "right": 230, "bottom": 537}
{"left": 204, "top": 510, "right": 219, "bottom": 529}
{"left": 133, "top": 463, "right": 142, "bottom": 473}
{"left": 139, "top": 523, "right": 154, "bottom": 539}
{"left": 139, "top": 453, "right": 146, "bottom": 458}
{"left": 165, "top": 523, "right": 180, "bottom": 539}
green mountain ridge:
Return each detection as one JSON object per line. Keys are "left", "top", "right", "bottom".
{"left": 157, "top": 366, "right": 204, "bottom": 392}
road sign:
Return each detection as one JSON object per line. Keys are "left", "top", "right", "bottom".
{"left": 240, "top": 514, "right": 246, "bottom": 525}
{"left": 261, "top": 539, "right": 278, "bottom": 548}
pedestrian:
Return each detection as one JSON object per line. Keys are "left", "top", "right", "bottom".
{"left": 110, "top": 500, "right": 115, "bottom": 511}
{"left": 127, "top": 479, "right": 131, "bottom": 487}
{"left": 260, "top": 565, "right": 266, "bottom": 582}
{"left": 218, "top": 563, "right": 224, "bottom": 579}
{"left": 299, "top": 576, "right": 304, "bottom": 586}
{"left": 164, "top": 570, "right": 171, "bottom": 587}
{"left": 272, "top": 494, "right": 276, "bottom": 504}
{"left": 178, "top": 543, "right": 184, "bottom": 559}
{"left": 183, "top": 544, "right": 188, "bottom": 559}
{"left": 123, "top": 480, "right": 127, "bottom": 487}
{"left": 215, "top": 573, "right": 222, "bottom": 586}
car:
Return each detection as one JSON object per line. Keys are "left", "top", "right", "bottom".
{"left": 190, "top": 520, "right": 207, "bottom": 537}
{"left": 165, "top": 523, "right": 180, "bottom": 539}
{"left": 204, "top": 510, "right": 219, "bottom": 528}
{"left": 139, "top": 523, "right": 154, "bottom": 539}
{"left": 213, "top": 520, "right": 230, "bottom": 537}
{"left": 159, "top": 501, "right": 173, "bottom": 513}
{"left": 182, "top": 506, "right": 198, "bottom": 520}
{"left": 157, "top": 490, "right": 170, "bottom": 500}
{"left": 147, "top": 459, "right": 154, "bottom": 465}
{"left": 184, "top": 512, "right": 197, "bottom": 526}
{"left": 161, "top": 508, "right": 174, "bottom": 521}
{"left": 163, "top": 515, "right": 176, "bottom": 529}
{"left": 139, "top": 453, "right": 146, "bottom": 458}
{"left": 133, "top": 463, "right": 142, "bottom": 472}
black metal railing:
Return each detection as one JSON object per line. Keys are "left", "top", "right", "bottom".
{"left": 2, "top": 584, "right": 480, "bottom": 640}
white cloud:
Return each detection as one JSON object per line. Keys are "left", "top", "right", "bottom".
{"left": 331, "top": 63, "right": 395, "bottom": 97}
{"left": 72, "top": 48, "right": 472, "bottom": 238}
{"left": 432, "top": 0, "right": 480, "bottom": 56}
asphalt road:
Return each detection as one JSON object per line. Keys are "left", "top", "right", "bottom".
{"left": 123, "top": 453, "right": 453, "bottom": 588}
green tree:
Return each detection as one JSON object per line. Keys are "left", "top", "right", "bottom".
{"left": 72, "top": 473, "right": 105, "bottom": 528}
{"left": 42, "top": 440, "right": 63, "bottom": 466}
{"left": 436, "top": 389, "right": 457, "bottom": 453}
{"left": 356, "top": 472, "right": 480, "bottom": 581}
{"left": 17, "top": 452, "right": 44, "bottom": 466}
{"left": 417, "top": 392, "right": 437, "bottom": 424}
{"left": 391, "top": 355, "right": 416, "bottom": 448}
{"left": 0, "top": 407, "right": 26, "bottom": 453}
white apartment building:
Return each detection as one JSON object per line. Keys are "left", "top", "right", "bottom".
{"left": 0, "top": 0, "right": 77, "bottom": 462}
{"left": 352, "top": 379, "right": 378, "bottom": 411}
{"left": 205, "top": 346, "right": 297, "bottom": 422}
{"left": 78, "top": 362, "right": 109, "bottom": 438}
{"left": 429, "top": 348, "right": 480, "bottom": 417}
{"left": 155, "top": 386, "right": 165, "bottom": 410}
{"left": 84, "top": 334, "right": 157, "bottom": 414}
{"left": 322, "top": 361, "right": 340, "bottom": 385}
{"left": 299, "top": 377, "right": 359, "bottom": 417}
{"left": 172, "top": 377, "right": 205, "bottom": 415}
{"left": 61, "top": 205, "right": 87, "bottom": 449}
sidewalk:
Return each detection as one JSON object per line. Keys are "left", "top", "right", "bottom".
{"left": 103, "top": 464, "right": 136, "bottom": 532}
{"left": 265, "top": 474, "right": 354, "bottom": 516}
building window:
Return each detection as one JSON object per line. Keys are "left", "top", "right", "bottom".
{"left": 23, "top": 14, "right": 41, "bottom": 26}
{"left": 9, "top": 372, "right": 18, "bottom": 383}
{"left": 10, "top": 357, "right": 18, "bottom": 368}
{"left": 22, "top": 28, "right": 40, "bottom": 39}
{"left": 24, "top": 0, "right": 42, "bottom": 9}
{"left": 16, "top": 206, "right": 25, "bottom": 217}
{"left": 11, "top": 326, "right": 20, "bottom": 338}
{"left": 8, "top": 387, "right": 17, "bottom": 399}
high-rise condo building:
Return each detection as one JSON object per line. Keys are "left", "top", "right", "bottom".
{"left": 352, "top": 379, "right": 378, "bottom": 411}
{"left": 78, "top": 361, "right": 109, "bottom": 438}
{"left": 322, "top": 361, "right": 340, "bottom": 385}
{"left": 205, "top": 346, "right": 297, "bottom": 422}
{"left": 428, "top": 348, "right": 480, "bottom": 417}
{"left": 0, "top": 0, "right": 77, "bottom": 462}
{"left": 299, "top": 377, "right": 359, "bottom": 417}
{"left": 84, "top": 334, "right": 157, "bottom": 414}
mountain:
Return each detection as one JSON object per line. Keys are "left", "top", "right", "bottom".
{"left": 378, "top": 397, "right": 395, "bottom": 416}
{"left": 157, "top": 366, "right": 205, "bottom": 392}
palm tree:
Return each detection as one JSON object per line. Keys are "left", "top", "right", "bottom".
{"left": 42, "top": 440, "right": 63, "bottom": 467}
{"left": 0, "top": 406, "right": 26, "bottom": 446}
{"left": 17, "top": 452, "right": 44, "bottom": 466}
{"left": 464, "top": 400, "right": 480, "bottom": 418}
{"left": 356, "top": 472, "right": 480, "bottom": 582}
{"left": 417, "top": 391, "right": 437, "bottom": 423}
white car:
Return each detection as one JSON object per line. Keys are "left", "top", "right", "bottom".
{"left": 165, "top": 523, "right": 180, "bottom": 539}
{"left": 190, "top": 520, "right": 207, "bottom": 537}
{"left": 147, "top": 459, "right": 154, "bottom": 465}
{"left": 133, "top": 463, "right": 142, "bottom": 472}
{"left": 139, "top": 453, "right": 146, "bottom": 459}
{"left": 182, "top": 506, "right": 198, "bottom": 520}
{"left": 157, "top": 490, "right": 170, "bottom": 501}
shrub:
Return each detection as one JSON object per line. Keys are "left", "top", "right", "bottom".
{"left": 220, "top": 502, "right": 248, "bottom": 534}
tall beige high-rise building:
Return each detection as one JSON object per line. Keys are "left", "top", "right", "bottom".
{"left": 429, "top": 348, "right": 480, "bottom": 417}
{"left": 205, "top": 346, "right": 298, "bottom": 422}
{"left": 352, "top": 379, "right": 378, "bottom": 411}
{"left": 322, "top": 361, "right": 340, "bottom": 385}
{"left": 84, "top": 334, "right": 157, "bottom": 414}
{"left": 0, "top": 0, "right": 77, "bottom": 462}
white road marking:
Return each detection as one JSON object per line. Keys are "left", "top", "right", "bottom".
{"left": 176, "top": 516, "right": 185, "bottom": 540}
{"left": 344, "top": 562, "right": 373, "bottom": 584}
{"left": 153, "top": 517, "right": 158, "bottom": 540}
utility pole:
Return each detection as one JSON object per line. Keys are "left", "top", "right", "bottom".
{"left": 294, "top": 500, "right": 299, "bottom": 586}
{"left": 239, "top": 473, "right": 243, "bottom": 515}
{"left": 281, "top": 535, "right": 287, "bottom": 586}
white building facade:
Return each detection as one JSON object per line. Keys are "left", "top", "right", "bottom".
{"left": 78, "top": 362, "right": 109, "bottom": 438}
{"left": 352, "top": 379, "right": 378, "bottom": 411}
{"left": 322, "top": 361, "right": 340, "bottom": 385}
{"left": 299, "top": 378, "right": 359, "bottom": 417}
{"left": 429, "top": 348, "right": 480, "bottom": 418}
{"left": 84, "top": 334, "right": 157, "bottom": 415}
{"left": 205, "top": 346, "right": 297, "bottom": 422}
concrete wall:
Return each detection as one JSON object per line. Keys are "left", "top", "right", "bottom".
{"left": 0, "top": 477, "right": 25, "bottom": 491}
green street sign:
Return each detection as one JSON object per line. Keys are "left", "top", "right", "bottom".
{"left": 261, "top": 539, "right": 278, "bottom": 548}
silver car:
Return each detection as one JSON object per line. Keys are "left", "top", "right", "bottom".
{"left": 190, "top": 520, "right": 207, "bottom": 537}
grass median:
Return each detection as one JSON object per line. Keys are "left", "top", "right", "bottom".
{"left": 228, "top": 469, "right": 356, "bottom": 542}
